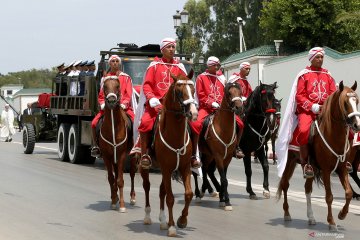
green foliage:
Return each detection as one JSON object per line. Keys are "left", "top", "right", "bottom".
{"left": 259, "top": 0, "right": 360, "bottom": 52}
{"left": 0, "top": 68, "right": 56, "bottom": 89}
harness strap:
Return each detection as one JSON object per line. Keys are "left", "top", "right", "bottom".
{"left": 248, "top": 117, "right": 269, "bottom": 150}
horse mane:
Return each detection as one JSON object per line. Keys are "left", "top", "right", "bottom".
{"left": 245, "top": 86, "right": 259, "bottom": 114}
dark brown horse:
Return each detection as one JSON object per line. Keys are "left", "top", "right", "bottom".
{"left": 98, "top": 77, "right": 136, "bottom": 212}
{"left": 140, "top": 71, "right": 198, "bottom": 237}
{"left": 197, "top": 82, "right": 244, "bottom": 210}
{"left": 276, "top": 81, "right": 360, "bottom": 231}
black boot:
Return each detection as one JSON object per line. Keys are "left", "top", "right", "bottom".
{"left": 190, "top": 133, "right": 201, "bottom": 168}
{"left": 91, "top": 127, "right": 101, "bottom": 158}
{"left": 300, "top": 144, "right": 314, "bottom": 178}
{"left": 234, "top": 127, "right": 244, "bottom": 159}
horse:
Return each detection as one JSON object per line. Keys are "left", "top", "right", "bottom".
{"left": 264, "top": 98, "right": 282, "bottom": 165}
{"left": 139, "top": 71, "right": 198, "bottom": 237}
{"left": 196, "top": 82, "right": 244, "bottom": 209}
{"left": 192, "top": 162, "right": 219, "bottom": 202}
{"left": 98, "top": 76, "right": 136, "bottom": 212}
{"left": 276, "top": 81, "right": 360, "bottom": 231}
{"left": 239, "top": 82, "right": 278, "bottom": 199}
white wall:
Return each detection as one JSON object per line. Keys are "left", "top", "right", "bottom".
{"left": 12, "top": 95, "right": 39, "bottom": 114}
{"left": 262, "top": 54, "right": 360, "bottom": 116}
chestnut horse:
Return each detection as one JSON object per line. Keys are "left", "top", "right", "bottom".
{"left": 140, "top": 71, "right": 198, "bottom": 237}
{"left": 197, "top": 82, "right": 244, "bottom": 209}
{"left": 98, "top": 77, "right": 136, "bottom": 212}
{"left": 276, "top": 81, "right": 360, "bottom": 231}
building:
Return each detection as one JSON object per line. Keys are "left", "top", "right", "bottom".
{"left": 12, "top": 88, "right": 51, "bottom": 113}
{"left": 0, "top": 84, "right": 23, "bottom": 114}
{"left": 222, "top": 46, "right": 360, "bottom": 115}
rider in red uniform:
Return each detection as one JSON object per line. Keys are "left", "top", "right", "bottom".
{"left": 137, "top": 38, "right": 201, "bottom": 169}
{"left": 91, "top": 55, "right": 135, "bottom": 157}
{"left": 289, "top": 47, "right": 353, "bottom": 177}
{"left": 228, "top": 62, "right": 252, "bottom": 158}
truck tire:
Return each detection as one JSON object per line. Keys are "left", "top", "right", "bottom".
{"left": 68, "top": 123, "right": 82, "bottom": 164}
{"left": 23, "top": 124, "right": 36, "bottom": 154}
{"left": 58, "top": 123, "right": 70, "bottom": 161}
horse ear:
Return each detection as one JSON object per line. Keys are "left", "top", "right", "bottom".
{"left": 279, "top": 98, "right": 283, "bottom": 102}
{"left": 170, "top": 72, "right": 178, "bottom": 82}
{"left": 351, "top": 81, "right": 357, "bottom": 91}
{"left": 273, "top": 82, "right": 278, "bottom": 89}
{"left": 339, "top": 81, "right": 344, "bottom": 92}
{"left": 187, "top": 68, "right": 194, "bottom": 80}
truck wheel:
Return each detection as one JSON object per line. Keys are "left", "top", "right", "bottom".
{"left": 58, "top": 123, "right": 70, "bottom": 161}
{"left": 23, "top": 124, "right": 36, "bottom": 154}
{"left": 68, "top": 124, "right": 82, "bottom": 164}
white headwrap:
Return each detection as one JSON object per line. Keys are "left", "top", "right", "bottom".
{"left": 239, "top": 62, "right": 251, "bottom": 69}
{"left": 108, "top": 55, "right": 121, "bottom": 64}
{"left": 160, "top": 38, "right": 176, "bottom": 51}
{"left": 308, "top": 47, "right": 325, "bottom": 62}
{"left": 207, "top": 56, "right": 220, "bottom": 66}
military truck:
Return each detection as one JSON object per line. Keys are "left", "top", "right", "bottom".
{"left": 49, "top": 43, "right": 192, "bottom": 165}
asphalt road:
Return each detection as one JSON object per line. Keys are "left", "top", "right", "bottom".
{"left": 0, "top": 133, "right": 359, "bottom": 239}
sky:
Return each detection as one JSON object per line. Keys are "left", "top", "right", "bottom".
{"left": 0, "top": 0, "right": 187, "bottom": 74}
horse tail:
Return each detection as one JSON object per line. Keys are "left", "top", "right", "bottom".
{"left": 276, "top": 150, "right": 298, "bottom": 201}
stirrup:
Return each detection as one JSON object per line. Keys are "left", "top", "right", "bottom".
{"left": 91, "top": 146, "right": 101, "bottom": 158}
{"left": 346, "top": 161, "right": 353, "bottom": 174}
{"left": 141, "top": 154, "right": 152, "bottom": 169}
{"left": 303, "top": 164, "right": 314, "bottom": 179}
{"left": 191, "top": 156, "right": 202, "bottom": 169}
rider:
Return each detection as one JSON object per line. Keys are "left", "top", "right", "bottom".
{"left": 136, "top": 38, "right": 201, "bottom": 169}
{"left": 91, "top": 55, "right": 135, "bottom": 157}
{"left": 277, "top": 47, "right": 352, "bottom": 178}
{"left": 228, "top": 62, "right": 253, "bottom": 158}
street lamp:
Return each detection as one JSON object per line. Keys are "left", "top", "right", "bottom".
{"left": 237, "top": 17, "right": 247, "bottom": 53}
{"left": 173, "top": 9, "right": 189, "bottom": 54}
{"left": 274, "top": 40, "right": 283, "bottom": 56}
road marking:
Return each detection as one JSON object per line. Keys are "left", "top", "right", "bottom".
{"left": 13, "top": 141, "right": 57, "bottom": 151}
{"left": 227, "top": 179, "right": 360, "bottom": 214}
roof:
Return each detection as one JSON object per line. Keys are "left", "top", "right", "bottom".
{"left": 222, "top": 45, "right": 278, "bottom": 65}
{"left": 266, "top": 46, "right": 360, "bottom": 65}
{"left": 12, "top": 88, "right": 51, "bottom": 97}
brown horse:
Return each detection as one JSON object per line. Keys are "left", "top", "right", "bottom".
{"left": 140, "top": 71, "right": 198, "bottom": 237}
{"left": 197, "top": 82, "right": 244, "bottom": 210}
{"left": 98, "top": 77, "right": 136, "bottom": 212}
{"left": 276, "top": 81, "right": 360, "bottom": 231}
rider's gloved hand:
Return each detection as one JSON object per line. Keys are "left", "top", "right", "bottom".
{"left": 120, "top": 103, "right": 126, "bottom": 110}
{"left": 211, "top": 102, "right": 220, "bottom": 109}
{"left": 149, "top": 98, "right": 161, "bottom": 108}
{"left": 311, "top": 103, "right": 321, "bottom": 114}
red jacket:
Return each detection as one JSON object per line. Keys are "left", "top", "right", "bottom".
{"left": 229, "top": 73, "right": 253, "bottom": 98}
{"left": 296, "top": 66, "right": 336, "bottom": 114}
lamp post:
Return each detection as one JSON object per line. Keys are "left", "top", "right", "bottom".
{"left": 173, "top": 9, "right": 189, "bottom": 54}
{"left": 274, "top": 40, "right": 283, "bottom": 56}
{"left": 237, "top": 17, "right": 246, "bottom": 53}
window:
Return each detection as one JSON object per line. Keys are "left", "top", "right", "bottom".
{"left": 7, "top": 90, "right": 13, "bottom": 95}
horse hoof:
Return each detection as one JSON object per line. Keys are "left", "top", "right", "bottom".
{"left": 249, "top": 194, "right": 258, "bottom": 200}
{"left": 177, "top": 217, "right": 187, "bottom": 228}
{"left": 111, "top": 204, "right": 117, "bottom": 210}
{"left": 219, "top": 202, "right": 226, "bottom": 208}
{"left": 168, "top": 226, "right": 177, "bottom": 237}
{"left": 195, "top": 197, "right": 202, "bottom": 203}
{"left": 119, "top": 207, "right": 126, "bottom": 213}
{"left": 284, "top": 215, "right": 292, "bottom": 221}
{"left": 160, "top": 222, "right": 168, "bottom": 230}
{"left": 143, "top": 217, "right": 152, "bottom": 225}
{"left": 210, "top": 192, "right": 219, "bottom": 198}
{"left": 224, "top": 206, "right": 233, "bottom": 211}
{"left": 329, "top": 224, "right": 338, "bottom": 232}
{"left": 356, "top": 197, "right": 360, "bottom": 201}
{"left": 200, "top": 192, "right": 205, "bottom": 198}
{"left": 308, "top": 218, "right": 316, "bottom": 225}
{"left": 263, "top": 190, "right": 270, "bottom": 199}
{"left": 338, "top": 210, "right": 347, "bottom": 220}
{"left": 130, "top": 198, "right": 136, "bottom": 205}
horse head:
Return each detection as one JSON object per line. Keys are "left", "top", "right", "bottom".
{"left": 338, "top": 81, "right": 360, "bottom": 132}
{"left": 103, "top": 76, "right": 121, "bottom": 110}
{"left": 223, "top": 81, "right": 244, "bottom": 115}
{"left": 167, "top": 69, "right": 198, "bottom": 121}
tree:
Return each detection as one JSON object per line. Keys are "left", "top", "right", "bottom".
{"left": 0, "top": 69, "right": 55, "bottom": 89}
{"left": 336, "top": 10, "right": 360, "bottom": 23}
{"left": 259, "top": 0, "right": 360, "bottom": 52}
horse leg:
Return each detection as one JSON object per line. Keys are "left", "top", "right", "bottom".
{"left": 177, "top": 169, "right": 193, "bottom": 229}
{"left": 192, "top": 171, "right": 201, "bottom": 202}
{"left": 243, "top": 153, "right": 257, "bottom": 199}
{"left": 207, "top": 161, "right": 220, "bottom": 196}
{"left": 256, "top": 148, "right": 270, "bottom": 199}
{"left": 272, "top": 136, "right": 277, "bottom": 165}
{"left": 159, "top": 179, "right": 168, "bottom": 230}
{"left": 304, "top": 178, "right": 316, "bottom": 225}
{"left": 140, "top": 168, "right": 152, "bottom": 225}
{"left": 163, "top": 172, "right": 176, "bottom": 237}
{"left": 104, "top": 159, "right": 118, "bottom": 210}
{"left": 129, "top": 156, "right": 136, "bottom": 205}
{"left": 322, "top": 172, "right": 337, "bottom": 231}
{"left": 349, "top": 162, "right": 360, "bottom": 200}
{"left": 221, "top": 160, "right": 232, "bottom": 211}
{"left": 117, "top": 154, "right": 126, "bottom": 213}
{"left": 337, "top": 169, "right": 353, "bottom": 220}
